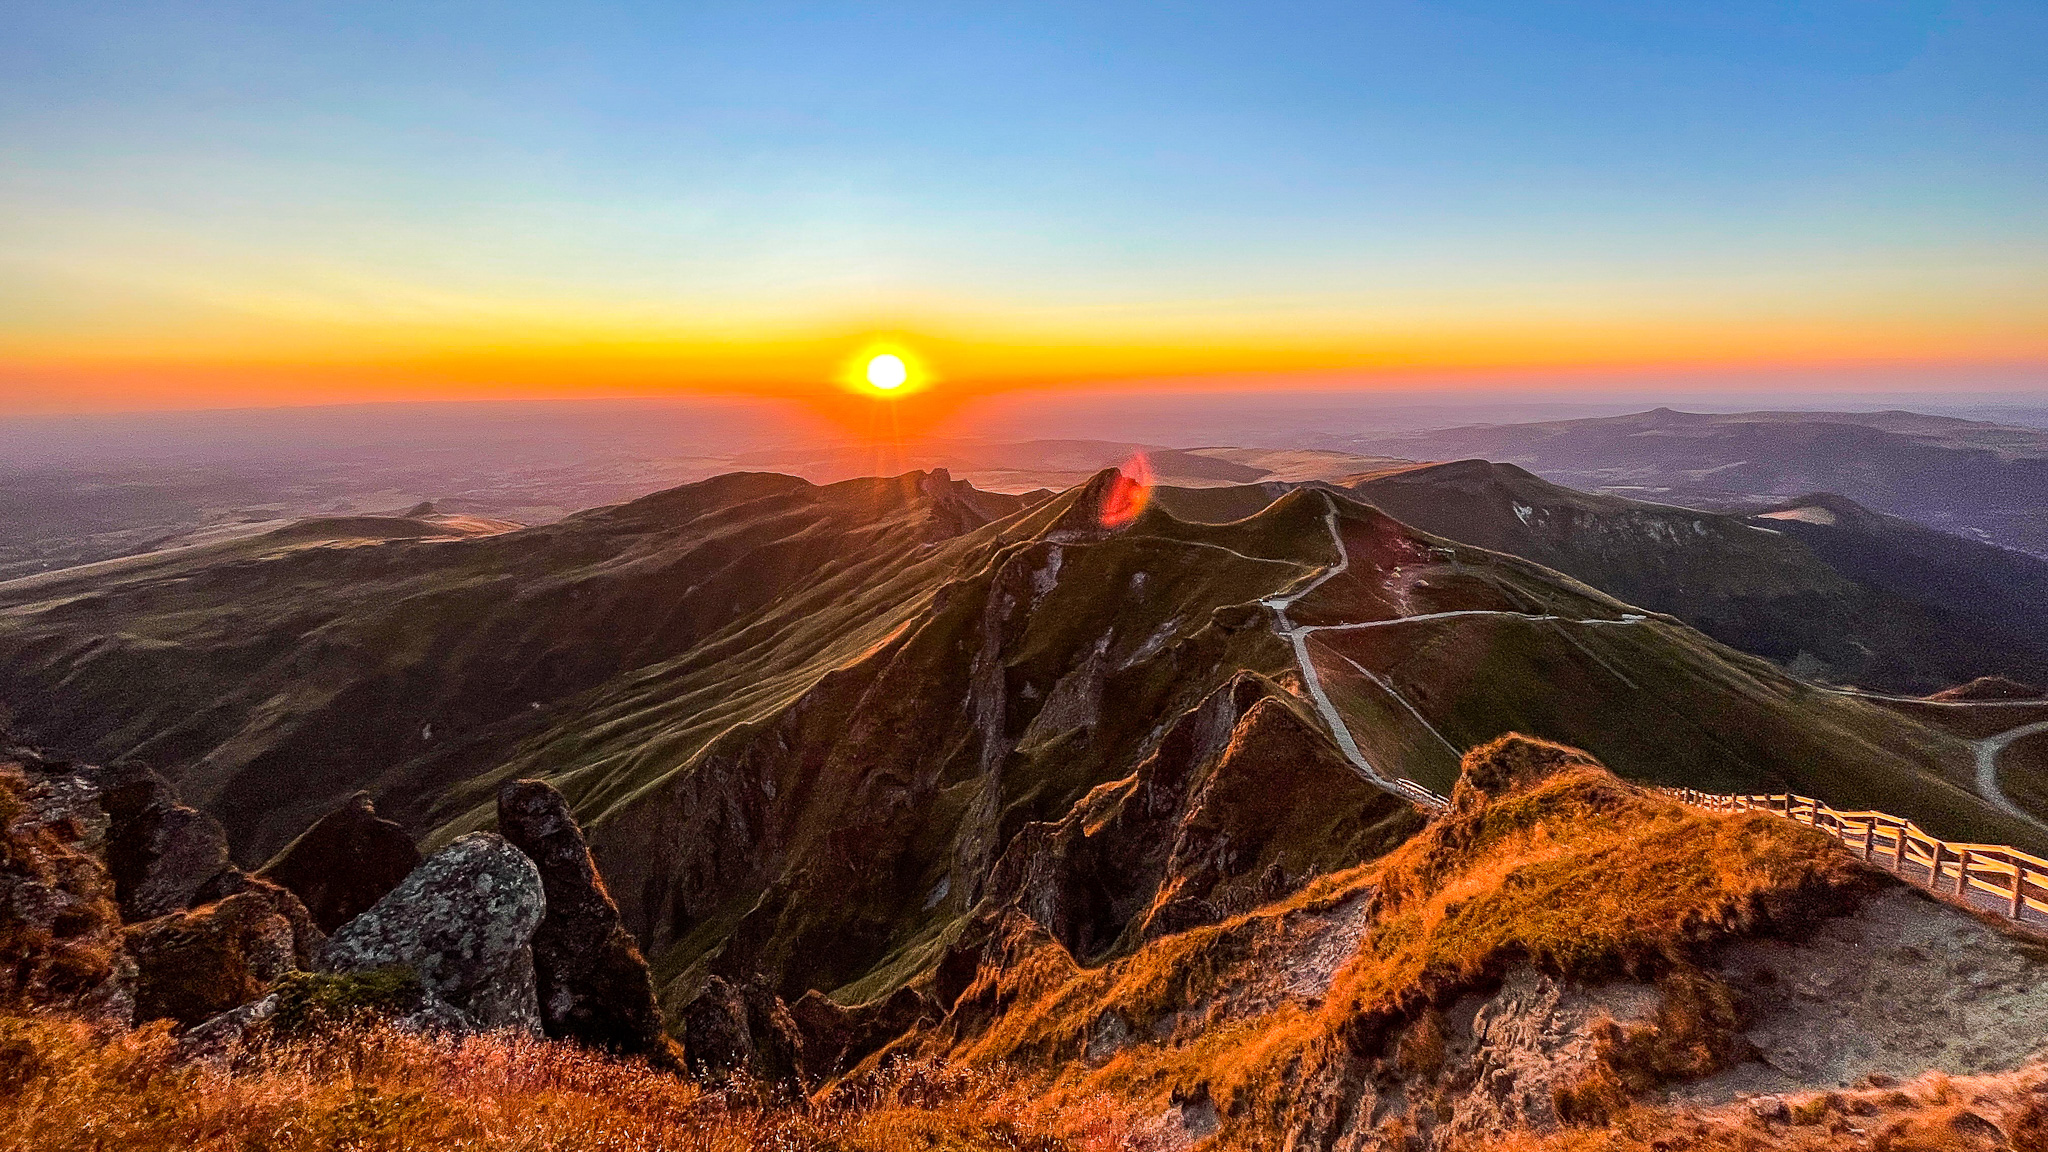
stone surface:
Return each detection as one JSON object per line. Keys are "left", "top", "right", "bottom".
{"left": 1685, "top": 887, "right": 2048, "bottom": 1098}
{"left": 496, "top": 778, "right": 670, "bottom": 1062}
{"left": 259, "top": 791, "right": 421, "bottom": 933}
{"left": 179, "top": 992, "right": 281, "bottom": 1062}
{"left": 788, "top": 985, "right": 935, "bottom": 1081}
{"left": 124, "top": 890, "right": 298, "bottom": 1027}
{"left": 318, "top": 832, "right": 546, "bottom": 1036}
{"left": 99, "top": 763, "right": 232, "bottom": 921}
{"left": 0, "top": 762, "right": 128, "bottom": 1015}
{"left": 679, "top": 974, "right": 807, "bottom": 1087}
{"left": 1451, "top": 733, "right": 1603, "bottom": 807}
{"left": 195, "top": 868, "right": 326, "bottom": 969}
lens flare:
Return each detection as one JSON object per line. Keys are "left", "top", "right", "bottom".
{"left": 1100, "top": 453, "right": 1154, "bottom": 528}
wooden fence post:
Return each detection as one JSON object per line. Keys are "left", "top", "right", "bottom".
{"left": 2012, "top": 865, "right": 2027, "bottom": 919}
{"left": 1957, "top": 850, "right": 1972, "bottom": 896}
{"left": 1930, "top": 841, "right": 1945, "bottom": 889}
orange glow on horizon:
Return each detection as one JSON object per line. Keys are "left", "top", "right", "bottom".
{"left": 2, "top": 313, "right": 2044, "bottom": 415}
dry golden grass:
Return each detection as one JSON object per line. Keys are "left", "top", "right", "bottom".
{"left": 1471, "top": 1063, "right": 2048, "bottom": 1152}
{"left": 0, "top": 1011, "right": 1142, "bottom": 1152}
{"left": 1330, "top": 748, "right": 1878, "bottom": 1052}
{"left": 937, "top": 736, "right": 1893, "bottom": 1149}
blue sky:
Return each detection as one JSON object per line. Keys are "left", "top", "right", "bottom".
{"left": 2, "top": 1, "right": 2043, "bottom": 409}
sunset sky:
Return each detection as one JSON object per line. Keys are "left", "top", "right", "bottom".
{"left": 3, "top": 1, "right": 2044, "bottom": 413}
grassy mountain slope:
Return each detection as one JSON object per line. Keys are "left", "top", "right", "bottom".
{"left": 0, "top": 466, "right": 2031, "bottom": 1026}
{"left": 0, "top": 472, "right": 1036, "bottom": 856}
{"left": 1153, "top": 460, "right": 2048, "bottom": 694}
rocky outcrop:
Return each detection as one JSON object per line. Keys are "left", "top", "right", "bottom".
{"left": 124, "top": 890, "right": 297, "bottom": 1026}
{"left": 0, "top": 761, "right": 128, "bottom": 1016}
{"left": 788, "top": 985, "right": 937, "bottom": 1081}
{"left": 318, "top": 832, "right": 546, "bottom": 1036}
{"left": 678, "top": 974, "right": 807, "bottom": 1087}
{"left": 193, "top": 868, "right": 324, "bottom": 969}
{"left": 985, "top": 674, "right": 1423, "bottom": 960}
{"left": 1450, "top": 732, "right": 1602, "bottom": 807}
{"left": 260, "top": 792, "right": 421, "bottom": 933}
{"left": 178, "top": 990, "right": 281, "bottom": 1060}
{"left": 496, "top": 779, "right": 671, "bottom": 1063}
{"left": 98, "top": 763, "right": 232, "bottom": 922}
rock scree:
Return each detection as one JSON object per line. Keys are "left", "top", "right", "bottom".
{"left": 260, "top": 791, "right": 421, "bottom": 933}
{"left": 0, "top": 759, "right": 129, "bottom": 1016}
{"left": 318, "top": 831, "right": 546, "bottom": 1036}
{"left": 496, "top": 778, "right": 673, "bottom": 1064}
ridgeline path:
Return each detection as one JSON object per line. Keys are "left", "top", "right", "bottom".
{"left": 1257, "top": 492, "right": 1648, "bottom": 812}
{"left": 1977, "top": 720, "right": 2048, "bottom": 832}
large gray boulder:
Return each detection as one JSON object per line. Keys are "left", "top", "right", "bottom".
{"left": 318, "top": 832, "right": 546, "bottom": 1035}
{"left": 497, "top": 779, "right": 673, "bottom": 1064}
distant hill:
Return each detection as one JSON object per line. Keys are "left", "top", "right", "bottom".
{"left": 1350, "top": 461, "right": 2048, "bottom": 695}
{"left": 1338, "top": 407, "right": 2048, "bottom": 555}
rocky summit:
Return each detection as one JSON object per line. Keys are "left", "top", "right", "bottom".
{"left": 259, "top": 791, "right": 421, "bottom": 933}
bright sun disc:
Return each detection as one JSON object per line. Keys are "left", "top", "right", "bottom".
{"left": 865, "top": 353, "right": 908, "bottom": 390}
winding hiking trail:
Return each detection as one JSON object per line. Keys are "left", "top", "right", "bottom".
{"left": 1977, "top": 720, "right": 2048, "bottom": 832}
{"left": 1822, "top": 686, "right": 2048, "bottom": 709}
{"left": 1257, "top": 492, "right": 1648, "bottom": 810}
{"left": 1200, "top": 490, "right": 2034, "bottom": 829}
{"left": 1260, "top": 495, "right": 1395, "bottom": 794}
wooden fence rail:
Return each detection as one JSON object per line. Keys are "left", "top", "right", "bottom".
{"left": 1660, "top": 787, "right": 2048, "bottom": 925}
{"left": 1396, "top": 777, "right": 1450, "bottom": 810}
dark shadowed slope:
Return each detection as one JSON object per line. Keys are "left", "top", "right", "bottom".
{"left": 1746, "top": 493, "right": 2048, "bottom": 655}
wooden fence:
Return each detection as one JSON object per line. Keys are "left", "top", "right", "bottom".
{"left": 1662, "top": 787, "right": 2048, "bottom": 925}
{"left": 1395, "top": 777, "right": 1450, "bottom": 811}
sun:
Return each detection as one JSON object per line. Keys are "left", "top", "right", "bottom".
{"left": 837, "top": 341, "right": 928, "bottom": 398}
{"left": 865, "top": 353, "right": 908, "bottom": 391}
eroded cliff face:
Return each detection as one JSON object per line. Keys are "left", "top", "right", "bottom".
{"left": 579, "top": 490, "right": 1310, "bottom": 1011}
{"left": 982, "top": 677, "right": 1422, "bottom": 962}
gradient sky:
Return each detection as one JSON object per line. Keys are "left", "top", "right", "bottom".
{"left": 3, "top": 1, "right": 2044, "bottom": 413}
